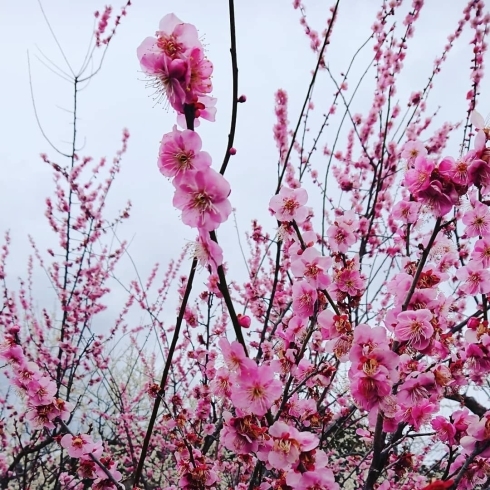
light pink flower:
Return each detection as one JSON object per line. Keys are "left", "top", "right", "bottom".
{"left": 27, "top": 376, "right": 57, "bottom": 406}
{"left": 60, "top": 433, "right": 95, "bottom": 458}
{"left": 290, "top": 247, "right": 331, "bottom": 289}
{"left": 327, "top": 223, "right": 356, "bottom": 253}
{"left": 158, "top": 126, "right": 211, "bottom": 178}
{"left": 230, "top": 364, "right": 282, "bottom": 416}
{"left": 391, "top": 200, "right": 420, "bottom": 224}
{"left": 267, "top": 421, "right": 318, "bottom": 470}
{"left": 218, "top": 338, "right": 255, "bottom": 375}
{"left": 394, "top": 309, "right": 434, "bottom": 350}
{"left": 457, "top": 261, "right": 490, "bottom": 295}
{"left": 404, "top": 156, "right": 435, "bottom": 194}
{"left": 439, "top": 155, "right": 472, "bottom": 186}
{"left": 462, "top": 201, "right": 490, "bottom": 238}
{"left": 269, "top": 187, "right": 308, "bottom": 223}
{"left": 471, "top": 238, "right": 490, "bottom": 268}
{"left": 186, "top": 47, "right": 213, "bottom": 101}
{"left": 286, "top": 467, "right": 339, "bottom": 490}
{"left": 156, "top": 13, "right": 201, "bottom": 56}
{"left": 335, "top": 269, "right": 364, "bottom": 296}
{"left": 461, "top": 412, "right": 490, "bottom": 458}
{"left": 193, "top": 230, "right": 223, "bottom": 275}
{"left": 401, "top": 140, "right": 427, "bottom": 161}
{"left": 173, "top": 168, "right": 232, "bottom": 231}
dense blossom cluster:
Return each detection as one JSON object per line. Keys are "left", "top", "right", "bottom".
{"left": 4, "top": 2, "right": 490, "bottom": 490}
{"left": 0, "top": 326, "right": 122, "bottom": 489}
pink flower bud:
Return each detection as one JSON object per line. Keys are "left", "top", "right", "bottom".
{"left": 237, "top": 95, "right": 247, "bottom": 103}
{"left": 229, "top": 147, "right": 237, "bottom": 155}
{"left": 237, "top": 314, "right": 251, "bottom": 328}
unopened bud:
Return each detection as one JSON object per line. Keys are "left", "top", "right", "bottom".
{"left": 237, "top": 95, "right": 247, "bottom": 103}
{"left": 229, "top": 147, "right": 237, "bottom": 155}
{"left": 237, "top": 314, "right": 251, "bottom": 328}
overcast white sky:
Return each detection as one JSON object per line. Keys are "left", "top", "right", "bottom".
{"left": 1, "top": 0, "right": 489, "bottom": 336}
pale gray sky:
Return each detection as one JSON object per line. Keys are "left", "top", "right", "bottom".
{"left": 1, "top": 0, "right": 488, "bottom": 334}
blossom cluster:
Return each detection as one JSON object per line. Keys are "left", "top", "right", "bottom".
{"left": 0, "top": 325, "right": 122, "bottom": 489}
{"left": 138, "top": 14, "right": 230, "bottom": 277}
{"left": 137, "top": 13, "right": 216, "bottom": 123}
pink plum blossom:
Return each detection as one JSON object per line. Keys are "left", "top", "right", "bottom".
{"left": 292, "top": 280, "right": 317, "bottom": 319}
{"left": 401, "top": 140, "right": 427, "bottom": 161}
{"left": 404, "top": 156, "right": 435, "bottom": 194}
{"left": 457, "top": 261, "right": 490, "bottom": 295}
{"left": 230, "top": 364, "right": 282, "bottom": 416}
{"left": 173, "top": 168, "right": 232, "bottom": 231}
{"left": 267, "top": 421, "right": 318, "bottom": 470}
{"left": 462, "top": 201, "right": 490, "bottom": 238}
{"left": 290, "top": 247, "right": 331, "bottom": 289}
{"left": 269, "top": 187, "right": 308, "bottom": 222}
{"left": 158, "top": 126, "right": 211, "bottom": 178}
{"left": 60, "top": 433, "right": 96, "bottom": 458}
{"left": 471, "top": 238, "right": 490, "bottom": 268}
{"left": 394, "top": 309, "right": 434, "bottom": 350}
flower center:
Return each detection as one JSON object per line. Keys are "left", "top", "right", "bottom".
{"left": 191, "top": 192, "right": 212, "bottom": 212}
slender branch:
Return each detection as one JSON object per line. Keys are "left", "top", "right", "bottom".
{"left": 132, "top": 258, "right": 198, "bottom": 487}
{"left": 219, "top": 0, "right": 239, "bottom": 175}
{"left": 209, "top": 231, "right": 248, "bottom": 356}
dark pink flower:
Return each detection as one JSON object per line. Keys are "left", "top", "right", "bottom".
{"left": 221, "top": 412, "right": 265, "bottom": 454}
{"left": 416, "top": 179, "right": 457, "bottom": 217}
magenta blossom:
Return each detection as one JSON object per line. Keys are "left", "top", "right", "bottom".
{"left": 137, "top": 14, "right": 201, "bottom": 61}
{"left": 173, "top": 168, "right": 232, "bottom": 231}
